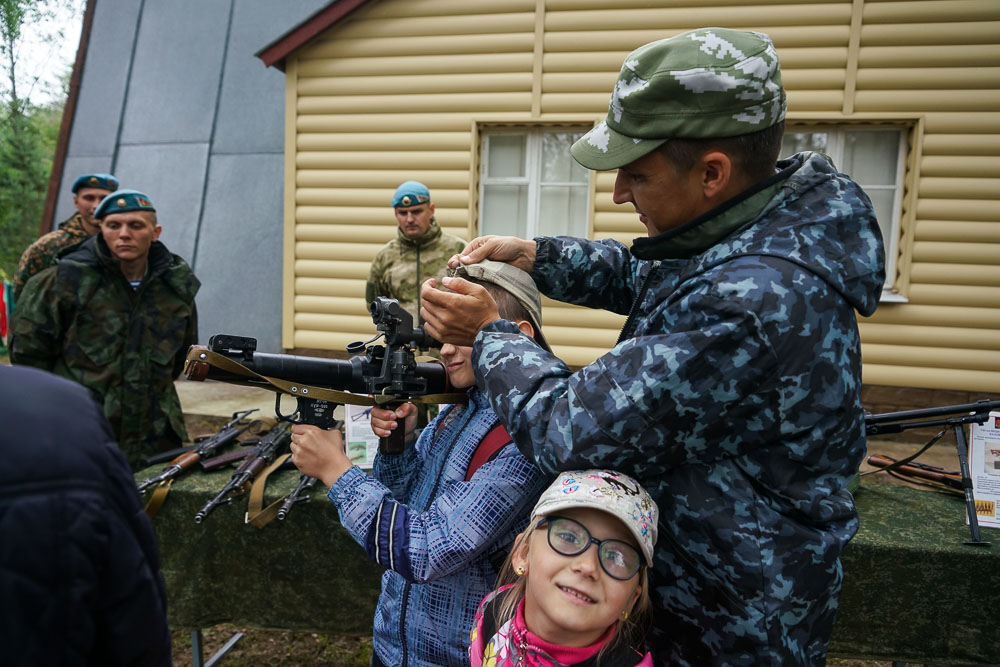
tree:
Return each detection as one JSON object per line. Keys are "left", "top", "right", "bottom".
{"left": 0, "top": 0, "right": 77, "bottom": 281}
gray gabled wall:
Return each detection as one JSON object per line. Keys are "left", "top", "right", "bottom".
{"left": 56, "top": 0, "right": 328, "bottom": 352}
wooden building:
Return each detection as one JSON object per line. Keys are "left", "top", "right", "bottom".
{"left": 258, "top": 0, "right": 1000, "bottom": 395}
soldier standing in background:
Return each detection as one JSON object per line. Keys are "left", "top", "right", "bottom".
{"left": 365, "top": 180, "right": 466, "bottom": 323}
{"left": 12, "top": 172, "right": 119, "bottom": 302}
{"left": 10, "top": 190, "right": 199, "bottom": 468}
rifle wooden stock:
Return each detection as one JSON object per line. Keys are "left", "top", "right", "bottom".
{"left": 200, "top": 446, "right": 255, "bottom": 471}
{"left": 867, "top": 455, "right": 964, "bottom": 490}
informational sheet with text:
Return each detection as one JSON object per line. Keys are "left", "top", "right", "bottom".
{"left": 969, "top": 411, "right": 1000, "bottom": 529}
{"left": 344, "top": 404, "right": 378, "bottom": 470}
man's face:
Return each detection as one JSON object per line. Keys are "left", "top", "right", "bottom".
{"left": 73, "top": 187, "right": 114, "bottom": 228}
{"left": 100, "top": 210, "right": 161, "bottom": 263}
{"left": 394, "top": 202, "right": 434, "bottom": 239}
{"left": 612, "top": 150, "right": 706, "bottom": 237}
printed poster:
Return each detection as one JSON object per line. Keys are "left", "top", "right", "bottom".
{"left": 344, "top": 404, "right": 378, "bottom": 469}
{"left": 969, "top": 411, "right": 1000, "bottom": 529}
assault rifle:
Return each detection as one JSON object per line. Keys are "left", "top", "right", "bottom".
{"left": 194, "top": 422, "right": 293, "bottom": 523}
{"left": 137, "top": 409, "right": 261, "bottom": 492}
{"left": 184, "top": 297, "right": 458, "bottom": 454}
{"left": 278, "top": 474, "right": 319, "bottom": 521}
{"left": 277, "top": 418, "right": 344, "bottom": 522}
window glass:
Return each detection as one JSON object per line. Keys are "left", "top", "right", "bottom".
{"left": 482, "top": 184, "right": 527, "bottom": 238}
{"left": 864, "top": 187, "right": 896, "bottom": 242}
{"left": 842, "top": 131, "right": 899, "bottom": 185}
{"left": 781, "top": 132, "right": 827, "bottom": 158}
{"left": 480, "top": 128, "right": 590, "bottom": 239}
{"left": 541, "top": 132, "right": 587, "bottom": 182}
{"left": 539, "top": 186, "right": 588, "bottom": 237}
{"left": 487, "top": 135, "right": 526, "bottom": 178}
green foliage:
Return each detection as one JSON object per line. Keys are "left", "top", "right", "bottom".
{"left": 0, "top": 0, "right": 75, "bottom": 279}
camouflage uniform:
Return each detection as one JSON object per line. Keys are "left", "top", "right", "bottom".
{"left": 12, "top": 213, "right": 94, "bottom": 302}
{"left": 366, "top": 219, "right": 466, "bottom": 322}
{"left": 473, "top": 153, "right": 885, "bottom": 665}
{"left": 10, "top": 235, "right": 200, "bottom": 468}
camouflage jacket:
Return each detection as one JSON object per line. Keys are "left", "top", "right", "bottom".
{"left": 12, "top": 213, "right": 94, "bottom": 302}
{"left": 10, "top": 236, "right": 200, "bottom": 468}
{"left": 472, "top": 153, "right": 886, "bottom": 666}
{"left": 366, "top": 220, "right": 466, "bottom": 321}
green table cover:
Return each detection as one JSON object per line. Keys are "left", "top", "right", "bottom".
{"left": 138, "top": 464, "right": 382, "bottom": 634}
{"left": 830, "top": 483, "right": 999, "bottom": 666}
{"left": 140, "top": 466, "right": 1000, "bottom": 663}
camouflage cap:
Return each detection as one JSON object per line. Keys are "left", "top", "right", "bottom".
{"left": 571, "top": 28, "right": 787, "bottom": 171}
{"left": 530, "top": 470, "right": 659, "bottom": 567}
{"left": 71, "top": 173, "right": 119, "bottom": 193}
{"left": 455, "top": 259, "right": 550, "bottom": 352}
{"left": 94, "top": 189, "right": 156, "bottom": 219}
{"left": 392, "top": 180, "right": 431, "bottom": 208}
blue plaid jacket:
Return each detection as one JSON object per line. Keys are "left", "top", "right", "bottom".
{"left": 473, "top": 154, "right": 886, "bottom": 666}
{"left": 329, "top": 388, "right": 548, "bottom": 667}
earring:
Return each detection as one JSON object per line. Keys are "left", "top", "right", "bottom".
{"left": 620, "top": 610, "right": 629, "bottom": 621}
{"left": 515, "top": 566, "right": 525, "bottom": 576}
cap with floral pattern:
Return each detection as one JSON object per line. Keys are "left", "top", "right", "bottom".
{"left": 530, "top": 469, "right": 659, "bottom": 566}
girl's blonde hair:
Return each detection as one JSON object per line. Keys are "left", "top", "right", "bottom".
{"left": 488, "top": 514, "right": 653, "bottom": 660}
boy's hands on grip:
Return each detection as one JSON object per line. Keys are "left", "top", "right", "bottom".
{"left": 290, "top": 424, "right": 352, "bottom": 487}
{"left": 370, "top": 402, "right": 418, "bottom": 447}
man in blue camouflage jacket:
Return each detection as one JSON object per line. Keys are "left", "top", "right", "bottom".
{"left": 420, "top": 28, "right": 885, "bottom": 666}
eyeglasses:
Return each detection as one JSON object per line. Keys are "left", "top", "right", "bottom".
{"left": 537, "top": 516, "right": 642, "bottom": 581}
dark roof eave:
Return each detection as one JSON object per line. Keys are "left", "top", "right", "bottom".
{"left": 255, "top": 0, "right": 374, "bottom": 71}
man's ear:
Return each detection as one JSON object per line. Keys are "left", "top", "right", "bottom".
{"left": 699, "top": 150, "right": 734, "bottom": 200}
{"left": 514, "top": 319, "right": 535, "bottom": 339}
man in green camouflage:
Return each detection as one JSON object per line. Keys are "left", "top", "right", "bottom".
{"left": 10, "top": 189, "right": 200, "bottom": 468}
{"left": 365, "top": 180, "right": 466, "bottom": 323}
{"left": 12, "top": 173, "right": 119, "bottom": 302}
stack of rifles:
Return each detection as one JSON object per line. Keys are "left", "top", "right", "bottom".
{"left": 136, "top": 409, "right": 327, "bottom": 524}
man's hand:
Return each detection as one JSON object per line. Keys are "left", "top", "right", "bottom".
{"left": 370, "top": 403, "right": 419, "bottom": 447}
{"left": 447, "top": 236, "right": 537, "bottom": 273}
{"left": 420, "top": 277, "right": 501, "bottom": 345}
{"left": 290, "top": 424, "right": 351, "bottom": 488}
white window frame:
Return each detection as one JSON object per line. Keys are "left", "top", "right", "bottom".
{"left": 478, "top": 127, "right": 590, "bottom": 239}
{"left": 782, "top": 125, "right": 908, "bottom": 301}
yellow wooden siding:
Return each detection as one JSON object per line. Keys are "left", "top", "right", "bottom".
{"left": 285, "top": 0, "right": 1000, "bottom": 390}
{"left": 288, "top": 2, "right": 536, "bottom": 354}
{"left": 854, "top": 0, "right": 1000, "bottom": 392}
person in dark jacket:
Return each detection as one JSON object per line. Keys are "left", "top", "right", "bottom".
{"left": 10, "top": 189, "right": 199, "bottom": 468}
{"left": 420, "top": 28, "right": 885, "bottom": 666}
{"left": 0, "top": 364, "right": 171, "bottom": 665}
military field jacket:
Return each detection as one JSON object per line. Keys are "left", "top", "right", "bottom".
{"left": 472, "top": 153, "right": 886, "bottom": 666}
{"left": 365, "top": 220, "right": 466, "bottom": 321}
{"left": 10, "top": 236, "right": 200, "bottom": 467}
{"left": 12, "top": 213, "right": 93, "bottom": 302}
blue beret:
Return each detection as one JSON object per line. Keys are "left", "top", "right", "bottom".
{"left": 392, "top": 181, "right": 431, "bottom": 208}
{"left": 94, "top": 189, "right": 156, "bottom": 220}
{"left": 72, "top": 173, "right": 119, "bottom": 193}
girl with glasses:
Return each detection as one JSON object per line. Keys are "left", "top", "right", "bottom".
{"left": 470, "top": 470, "right": 659, "bottom": 666}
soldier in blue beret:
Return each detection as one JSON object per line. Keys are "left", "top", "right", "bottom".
{"left": 11, "top": 188, "right": 200, "bottom": 469}
{"left": 12, "top": 172, "right": 120, "bottom": 301}
{"left": 366, "top": 180, "right": 466, "bottom": 324}
{"left": 421, "top": 28, "right": 886, "bottom": 666}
